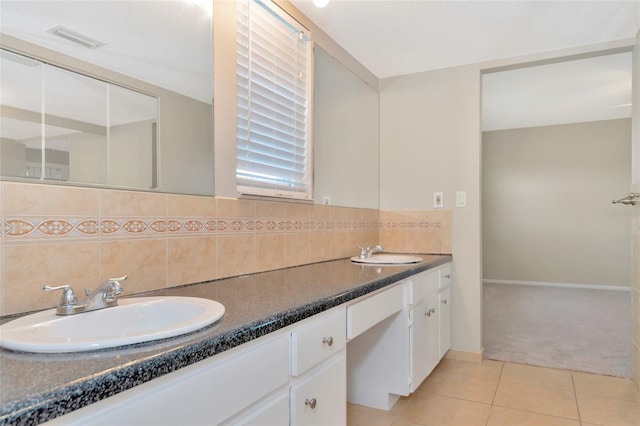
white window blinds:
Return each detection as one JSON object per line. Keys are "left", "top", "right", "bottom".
{"left": 236, "top": 0, "right": 312, "bottom": 200}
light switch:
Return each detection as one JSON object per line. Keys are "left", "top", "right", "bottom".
{"left": 456, "top": 191, "right": 467, "bottom": 207}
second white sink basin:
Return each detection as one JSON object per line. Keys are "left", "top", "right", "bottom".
{"left": 0, "top": 296, "right": 225, "bottom": 353}
{"left": 351, "top": 254, "right": 423, "bottom": 264}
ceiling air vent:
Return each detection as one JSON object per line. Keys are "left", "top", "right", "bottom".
{"left": 46, "top": 26, "right": 106, "bottom": 49}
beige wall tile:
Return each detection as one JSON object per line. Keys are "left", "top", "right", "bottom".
{"left": 216, "top": 197, "right": 255, "bottom": 218}
{"left": 407, "top": 229, "right": 441, "bottom": 253}
{"left": 216, "top": 234, "right": 254, "bottom": 278}
{"left": 167, "top": 236, "right": 216, "bottom": 287}
{"left": 309, "top": 231, "right": 334, "bottom": 263}
{"left": 4, "top": 241, "right": 99, "bottom": 315}
{"left": 101, "top": 238, "right": 167, "bottom": 294}
{"left": 285, "top": 202, "right": 312, "bottom": 220}
{"left": 255, "top": 200, "right": 286, "bottom": 219}
{"left": 493, "top": 380, "right": 579, "bottom": 420}
{"left": 167, "top": 194, "right": 216, "bottom": 217}
{"left": 380, "top": 229, "right": 407, "bottom": 252}
{"left": 255, "top": 233, "right": 285, "bottom": 272}
{"left": 285, "top": 232, "right": 309, "bottom": 267}
{"left": 100, "top": 190, "right": 167, "bottom": 217}
{"left": 3, "top": 182, "right": 99, "bottom": 216}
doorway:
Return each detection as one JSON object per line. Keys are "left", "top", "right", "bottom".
{"left": 481, "top": 51, "right": 633, "bottom": 377}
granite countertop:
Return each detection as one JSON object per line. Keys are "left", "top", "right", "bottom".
{"left": 0, "top": 255, "right": 451, "bottom": 425}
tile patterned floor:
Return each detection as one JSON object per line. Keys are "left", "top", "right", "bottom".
{"left": 347, "top": 359, "right": 640, "bottom": 426}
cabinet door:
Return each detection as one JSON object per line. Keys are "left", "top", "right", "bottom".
{"left": 410, "top": 294, "right": 439, "bottom": 392}
{"left": 291, "top": 354, "right": 346, "bottom": 426}
{"left": 227, "top": 392, "right": 290, "bottom": 426}
{"left": 438, "top": 287, "right": 451, "bottom": 359}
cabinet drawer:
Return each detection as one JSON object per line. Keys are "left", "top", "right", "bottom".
{"left": 439, "top": 263, "right": 452, "bottom": 288}
{"left": 51, "top": 334, "right": 290, "bottom": 425}
{"left": 347, "top": 283, "right": 404, "bottom": 339}
{"left": 291, "top": 308, "right": 346, "bottom": 376}
{"left": 290, "top": 354, "right": 346, "bottom": 426}
{"left": 409, "top": 270, "right": 439, "bottom": 305}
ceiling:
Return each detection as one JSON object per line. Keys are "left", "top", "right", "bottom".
{"left": 291, "top": 0, "right": 639, "bottom": 79}
{"left": 0, "top": 0, "right": 213, "bottom": 104}
{"left": 1, "top": 1, "right": 638, "bottom": 130}
{"left": 292, "top": 0, "right": 638, "bottom": 130}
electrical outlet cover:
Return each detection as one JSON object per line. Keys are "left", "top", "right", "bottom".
{"left": 434, "top": 192, "right": 444, "bottom": 208}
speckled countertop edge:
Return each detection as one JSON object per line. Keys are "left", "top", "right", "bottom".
{"left": 0, "top": 255, "right": 451, "bottom": 425}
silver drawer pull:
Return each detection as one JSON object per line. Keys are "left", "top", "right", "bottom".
{"left": 444, "top": 274, "right": 451, "bottom": 279}
{"left": 322, "top": 336, "right": 334, "bottom": 347}
{"left": 442, "top": 299, "right": 447, "bottom": 304}
{"left": 305, "top": 398, "right": 317, "bottom": 409}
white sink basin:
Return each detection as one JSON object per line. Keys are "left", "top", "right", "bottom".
{"left": 351, "top": 254, "right": 423, "bottom": 264}
{"left": 0, "top": 296, "right": 225, "bottom": 353}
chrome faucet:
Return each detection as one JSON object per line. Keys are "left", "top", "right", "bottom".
{"left": 358, "top": 245, "right": 384, "bottom": 259}
{"left": 44, "top": 275, "right": 127, "bottom": 316}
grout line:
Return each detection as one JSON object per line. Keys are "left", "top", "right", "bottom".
{"left": 570, "top": 371, "right": 582, "bottom": 424}
{"left": 485, "top": 361, "right": 505, "bottom": 425}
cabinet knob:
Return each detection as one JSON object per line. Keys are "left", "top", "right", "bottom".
{"left": 322, "top": 336, "right": 334, "bottom": 347}
{"left": 305, "top": 397, "right": 317, "bottom": 409}
{"left": 444, "top": 274, "right": 451, "bottom": 279}
{"left": 425, "top": 311, "right": 431, "bottom": 317}
{"left": 442, "top": 299, "right": 447, "bottom": 304}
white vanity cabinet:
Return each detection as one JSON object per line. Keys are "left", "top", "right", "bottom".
{"left": 289, "top": 308, "right": 347, "bottom": 425}
{"left": 347, "top": 262, "right": 452, "bottom": 410}
{"left": 47, "top": 307, "right": 347, "bottom": 426}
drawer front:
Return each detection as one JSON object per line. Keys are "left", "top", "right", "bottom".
{"left": 410, "top": 269, "right": 439, "bottom": 305}
{"left": 291, "top": 308, "right": 346, "bottom": 376}
{"left": 290, "top": 354, "right": 346, "bottom": 426}
{"left": 347, "top": 283, "right": 404, "bottom": 339}
{"left": 439, "top": 263, "right": 452, "bottom": 288}
{"left": 52, "top": 334, "right": 291, "bottom": 426}
{"left": 227, "top": 392, "right": 290, "bottom": 426}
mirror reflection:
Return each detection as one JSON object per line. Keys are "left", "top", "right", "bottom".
{"left": 1, "top": 49, "right": 157, "bottom": 188}
{"left": 313, "top": 46, "right": 380, "bottom": 209}
{"left": 0, "top": 0, "right": 213, "bottom": 195}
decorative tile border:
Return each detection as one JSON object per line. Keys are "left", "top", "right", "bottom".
{"left": 3, "top": 216, "right": 381, "bottom": 242}
{"left": 379, "top": 220, "right": 443, "bottom": 230}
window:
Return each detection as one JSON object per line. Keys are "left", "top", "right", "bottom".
{"left": 236, "top": 0, "right": 312, "bottom": 200}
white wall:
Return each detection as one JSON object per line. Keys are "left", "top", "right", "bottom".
{"left": 630, "top": 30, "right": 640, "bottom": 389}
{"left": 483, "top": 119, "right": 631, "bottom": 287}
{"left": 379, "top": 39, "right": 636, "bottom": 357}
{"left": 380, "top": 65, "right": 483, "bottom": 354}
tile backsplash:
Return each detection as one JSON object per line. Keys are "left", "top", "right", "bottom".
{"left": 0, "top": 181, "right": 451, "bottom": 316}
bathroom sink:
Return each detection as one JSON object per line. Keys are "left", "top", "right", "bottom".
{"left": 0, "top": 296, "right": 225, "bottom": 353}
{"left": 351, "top": 254, "right": 423, "bottom": 264}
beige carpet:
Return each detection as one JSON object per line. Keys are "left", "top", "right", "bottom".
{"left": 483, "top": 282, "right": 632, "bottom": 378}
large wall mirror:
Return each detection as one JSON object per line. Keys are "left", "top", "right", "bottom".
{"left": 0, "top": 0, "right": 214, "bottom": 195}
{"left": 313, "top": 46, "right": 380, "bottom": 209}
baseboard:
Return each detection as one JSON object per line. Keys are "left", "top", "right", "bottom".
{"left": 483, "top": 279, "right": 630, "bottom": 292}
{"left": 445, "top": 348, "right": 484, "bottom": 364}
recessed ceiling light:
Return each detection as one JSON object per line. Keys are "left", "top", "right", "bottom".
{"left": 312, "top": 0, "right": 330, "bottom": 8}
{"left": 46, "top": 26, "right": 105, "bottom": 49}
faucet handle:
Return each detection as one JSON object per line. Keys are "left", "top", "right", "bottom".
{"left": 104, "top": 275, "right": 127, "bottom": 300}
{"left": 358, "top": 246, "right": 368, "bottom": 259}
{"left": 43, "top": 284, "right": 78, "bottom": 307}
